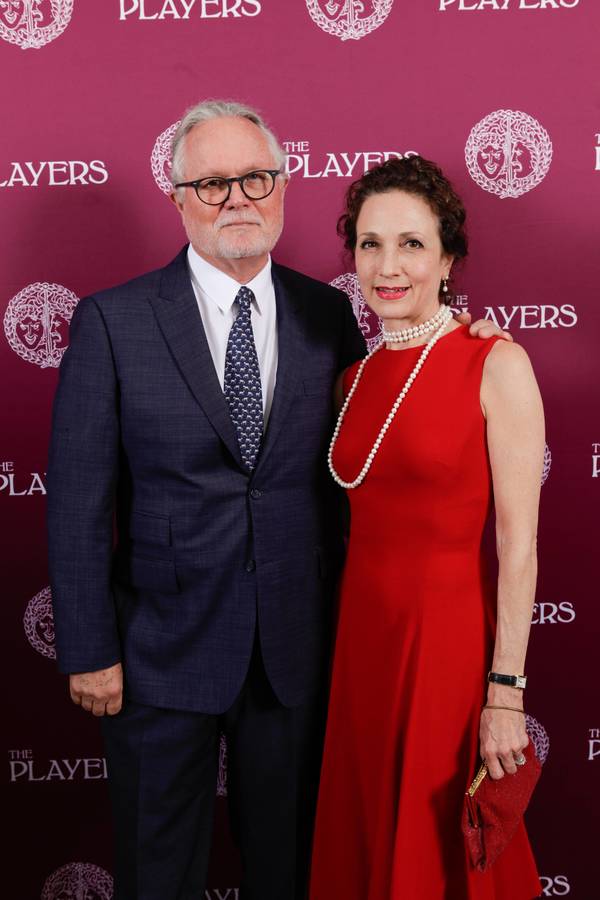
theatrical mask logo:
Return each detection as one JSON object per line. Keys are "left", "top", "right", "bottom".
{"left": 41, "top": 862, "right": 113, "bottom": 900}
{"left": 525, "top": 714, "right": 549, "bottom": 764}
{"left": 24, "top": 586, "right": 56, "bottom": 660}
{"left": 4, "top": 282, "right": 79, "bottom": 368}
{"left": 0, "top": 0, "right": 73, "bottom": 49}
{"left": 330, "top": 272, "right": 382, "bottom": 351}
{"left": 151, "top": 120, "right": 181, "bottom": 194}
{"left": 306, "top": 0, "right": 394, "bottom": 41}
{"left": 465, "top": 109, "right": 552, "bottom": 198}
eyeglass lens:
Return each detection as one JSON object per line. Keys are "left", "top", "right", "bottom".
{"left": 196, "top": 171, "right": 275, "bottom": 204}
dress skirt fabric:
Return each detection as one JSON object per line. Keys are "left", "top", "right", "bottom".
{"left": 309, "top": 327, "right": 539, "bottom": 900}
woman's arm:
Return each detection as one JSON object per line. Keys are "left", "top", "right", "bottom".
{"left": 479, "top": 340, "right": 545, "bottom": 779}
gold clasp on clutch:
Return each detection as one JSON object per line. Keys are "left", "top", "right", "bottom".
{"left": 467, "top": 762, "right": 488, "bottom": 798}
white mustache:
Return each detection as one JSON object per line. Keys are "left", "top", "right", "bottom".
{"left": 217, "top": 213, "right": 262, "bottom": 229}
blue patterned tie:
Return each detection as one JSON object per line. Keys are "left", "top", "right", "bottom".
{"left": 224, "top": 286, "right": 263, "bottom": 470}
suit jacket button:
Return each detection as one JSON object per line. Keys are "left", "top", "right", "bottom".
{"left": 250, "top": 488, "right": 262, "bottom": 499}
{"left": 245, "top": 559, "right": 256, "bottom": 572}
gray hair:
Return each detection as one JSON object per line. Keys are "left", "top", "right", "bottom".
{"left": 170, "top": 99, "right": 286, "bottom": 193}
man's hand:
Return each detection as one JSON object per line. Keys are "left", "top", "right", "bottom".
{"left": 69, "top": 663, "right": 123, "bottom": 717}
{"left": 454, "top": 310, "right": 513, "bottom": 342}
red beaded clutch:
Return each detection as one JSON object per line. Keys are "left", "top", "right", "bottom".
{"left": 462, "top": 740, "right": 541, "bottom": 872}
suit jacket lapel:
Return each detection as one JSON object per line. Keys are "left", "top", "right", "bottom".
{"left": 149, "top": 248, "right": 246, "bottom": 470}
{"left": 256, "top": 265, "right": 305, "bottom": 473}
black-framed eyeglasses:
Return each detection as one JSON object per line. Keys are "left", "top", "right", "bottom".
{"left": 174, "top": 169, "right": 284, "bottom": 205}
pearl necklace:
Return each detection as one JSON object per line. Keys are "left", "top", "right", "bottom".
{"left": 381, "top": 305, "right": 448, "bottom": 343}
{"left": 328, "top": 306, "right": 453, "bottom": 489}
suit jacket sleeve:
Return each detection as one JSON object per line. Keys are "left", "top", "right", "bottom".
{"left": 47, "top": 296, "right": 121, "bottom": 674}
{"left": 337, "top": 286, "right": 367, "bottom": 371}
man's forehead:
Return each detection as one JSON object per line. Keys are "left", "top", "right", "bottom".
{"left": 184, "top": 117, "right": 276, "bottom": 176}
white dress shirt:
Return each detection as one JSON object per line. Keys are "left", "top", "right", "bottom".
{"left": 187, "top": 245, "right": 278, "bottom": 427}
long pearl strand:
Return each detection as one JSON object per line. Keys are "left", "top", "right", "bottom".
{"left": 381, "top": 305, "right": 448, "bottom": 343}
{"left": 328, "top": 305, "right": 453, "bottom": 489}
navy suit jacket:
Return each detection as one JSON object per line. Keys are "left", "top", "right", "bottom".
{"left": 47, "top": 247, "right": 366, "bottom": 713}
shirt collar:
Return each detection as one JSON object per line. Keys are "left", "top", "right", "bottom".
{"left": 187, "top": 244, "right": 272, "bottom": 315}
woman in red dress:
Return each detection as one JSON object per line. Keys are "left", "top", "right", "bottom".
{"left": 310, "top": 157, "right": 544, "bottom": 899}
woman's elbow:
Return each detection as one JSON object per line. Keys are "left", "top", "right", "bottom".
{"left": 495, "top": 531, "right": 538, "bottom": 567}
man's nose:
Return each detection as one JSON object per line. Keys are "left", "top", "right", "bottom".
{"left": 224, "top": 179, "right": 250, "bottom": 208}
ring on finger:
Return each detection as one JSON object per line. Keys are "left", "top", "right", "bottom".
{"left": 514, "top": 753, "right": 526, "bottom": 766}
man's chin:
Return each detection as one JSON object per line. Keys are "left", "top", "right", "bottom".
{"left": 219, "top": 248, "right": 256, "bottom": 260}
{"left": 217, "top": 239, "right": 273, "bottom": 260}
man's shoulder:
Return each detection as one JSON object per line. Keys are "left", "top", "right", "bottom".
{"left": 272, "top": 261, "right": 347, "bottom": 304}
{"left": 88, "top": 247, "right": 186, "bottom": 308}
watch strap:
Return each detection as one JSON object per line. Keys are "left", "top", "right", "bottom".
{"left": 488, "top": 671, "right": 527, "bottom": 690}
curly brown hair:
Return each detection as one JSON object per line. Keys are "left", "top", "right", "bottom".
{"left": 338, "top": 156, "right": 468, "bottom": 301}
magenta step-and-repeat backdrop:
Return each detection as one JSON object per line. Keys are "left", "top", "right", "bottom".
{"left": 3, "top": 2, "right": 599, "bottom": 898}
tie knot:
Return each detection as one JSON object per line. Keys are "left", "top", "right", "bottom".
{"left": 235, "top": 286, "right": 254, "bottom": 312}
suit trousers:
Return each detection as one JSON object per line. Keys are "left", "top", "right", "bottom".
{"left": 101, "top": 636, "right": 326, "bottom": 900}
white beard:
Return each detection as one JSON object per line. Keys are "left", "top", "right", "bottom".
{"left": 215, "top": 230, "right": 277, "bottom": 259}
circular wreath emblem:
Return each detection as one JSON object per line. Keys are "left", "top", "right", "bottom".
{"left": 151, "top": 120, "right": 181, "bottom": 195}
{"left": 41, "top": 862, "right": 113, "bottom": 900}
{"left": 23, "top": 586, "right": 56, "bottom": 660}
{"left": 330, "top": 272, "right": 382, "bottom": 351}
{"left": 465, "top": 109, "right": 552, "bottom": 199}
{"left": 0, "top": 0, "right": 74, "bottom": 50}
{"left": 4, "top": 282, "right": 79, "bottom": 368}
{"left": 306, "top": 0, "right": 394, "bottom": 42}
{"left": 525, "top": 714, "right": 550, "bottom": 765}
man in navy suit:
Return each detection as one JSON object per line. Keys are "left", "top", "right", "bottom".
{"left": 48, "top": 100, "right": 506, "bottom": 900}
{"left": 48, "top": 99, "right": 367, "bottom": 900}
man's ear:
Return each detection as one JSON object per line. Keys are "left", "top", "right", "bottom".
{"left": 170, "top": 191, "right": 183, "bottom": 211}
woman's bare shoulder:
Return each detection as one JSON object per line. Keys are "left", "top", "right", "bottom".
{"left": 484, "top": 339, "right": 533, "bottom": 382}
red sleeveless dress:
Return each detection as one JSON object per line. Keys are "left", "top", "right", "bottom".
{"left": 309, "top": 325, "right": 539, "bottom": 900}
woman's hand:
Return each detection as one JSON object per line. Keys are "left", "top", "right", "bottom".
{"left": 479, "top": 706, "right": 529, "bottom": 779}
{"left": 454, "top": 310, "right": 513, "bottom": 342}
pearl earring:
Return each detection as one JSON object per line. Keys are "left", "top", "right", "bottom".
{"left": 442, "top": 278, "right": 449, "bottom": 294}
